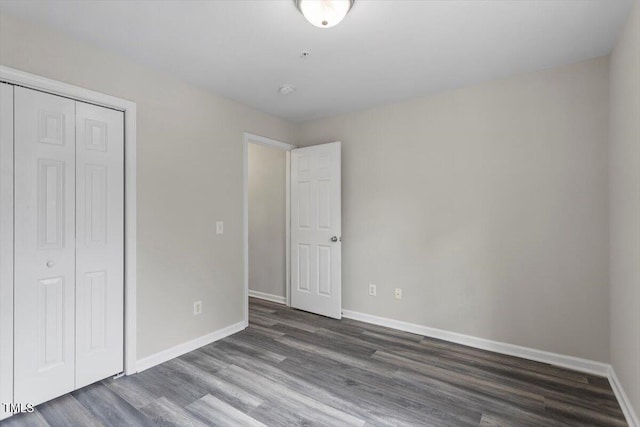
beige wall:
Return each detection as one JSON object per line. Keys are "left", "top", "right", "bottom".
{"left": 0, "top": 14, "right": 297, "bottom": 360}
{"left": 248, "top": 143, "right": 287, "bottom": 298}
{"left": 609, "top": 0, "right": 640, "bottom": 416}
{"left": 298, "top": 57, "right": 610, "bottom": 362}
{"left": 0, "top": 8, "right": 626, "bottom": 374}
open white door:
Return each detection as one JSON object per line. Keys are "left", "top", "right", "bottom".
{"left": 290, "top": 142, "right": 341, "bottom": 319}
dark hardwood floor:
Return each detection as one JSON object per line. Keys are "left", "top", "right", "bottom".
{"left": 1, "top": 298, "right": 627, "bottom": 426}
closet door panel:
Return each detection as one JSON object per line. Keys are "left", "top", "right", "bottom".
{"left": 14, "top": 87, "right": 76, "bottom": 406}
{"left": 75, "top": 101, "right": 124, "bottom": 388}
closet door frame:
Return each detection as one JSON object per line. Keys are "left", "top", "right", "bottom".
{"left": 0, "top": 67, "right": 138, "bottom": 388}
{"left": 0, "top": 83, "right": 14, "bottom": 421}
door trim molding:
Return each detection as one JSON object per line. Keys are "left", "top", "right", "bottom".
{"left": 243, "top": 133, "right": 296, "bottom": 325}
{"left": 0, "top": 83, "right": 14, "bottom": 420}
{"left": 0, "top": 65, "right": 138, "bottom": 376}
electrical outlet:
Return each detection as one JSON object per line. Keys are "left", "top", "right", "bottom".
{"left": 193, "top": 300, "right": 202, "bottom": 315}
{"left": 216, "top": 221, "right": 224, "bottom": 234}
{"left": 368, "top": 284, "right": 377, "bottom": 296}
{"left": 394, "top": 288, "right": 402, "bottom": 300}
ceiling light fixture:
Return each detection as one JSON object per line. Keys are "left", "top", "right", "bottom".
{"left": 295, "top": 0, "right": 354, "bottom": 28}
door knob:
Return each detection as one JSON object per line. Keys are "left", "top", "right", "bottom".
{"left": 331, "top": 236, "right": 338, "bottom": 242}
{"left": 46, "top": 260, "right": 55, "bottom": 268}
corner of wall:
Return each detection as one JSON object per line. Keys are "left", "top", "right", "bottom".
{"left": 608, "top": 0, "right": 640, "bottom": 423}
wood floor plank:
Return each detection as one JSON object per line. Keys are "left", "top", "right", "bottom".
{"left": 71, "top": 383, "right": 154, "bottom": 427}
{"left": 186, "top": 394, "right": 267, "bottom": 427}
{"left": 248, "top": 304, "right": 278, "bottom": 315}
{"left": 248, "top": 298, "right": 282, "bottom": 310}
{"left": 206, "top": 347, "right": 397, "bottom": 426}
{"left": 255, "top": 312, "right": 320, "bottom": 333}
{"left": 279, "top": 357, "right": 481, "bottom": 427}
{"left": 392, "top": 369, "right": 565, "bottom": 427}
{"left": 381, "top": 345, "right": 599, "bottom": 399}
{"left": 2, "top": 299, "right": 628, "bottom": 427}
{"left": 0, "top": 410, "right": 51, "bottom": 427}
{"left": 273, "top": 335, "right": 392, "bottom": 374}
{"left": 378, "top": 351, "right": 546, "bottom": 408}
{"left": 246, "top": 323, "right": 286, "bottom": 338}
{"left": 419, "top": 336, "right": 590, "bottom": 385}
{"left": 209, "top": 341, "right": 430, "bottom": 427}
{"left": 217, "top": 364, "right": 366, "bottom": 427}
{"left": 212, "top": 337, "right": 287, "bottom": 363}
{"left": 135, "top": 364, "right": 209, "bottom": 408}
{"left": 479, "top": 413, "right": 514, "bottom": 427}
{"left": 248, "top": 313, "right": 278, "bottom": 327}
{"left": 544, "top": 397, "right": 628, "bottom": 427}
{"left": 162, "top": 358, "right": 264, "bottom": 413}
{"left": 37, "top": 394, "right": 102, "bottom": 427}
{"left": 103, "top": 375, "right": 156, "bottom": 409}
{"left": 272, "top": 323, "right": 379, "bottom": 356}
{"left": 177, "top": 348, "right": 229, "bottom": 373}
{"left": 225, "top": 347, "right": 417, "bottom": 426}
{"left": 378, "top": 348, "right": 617, "bottom": 415}
{"left": 140, "top": 397, "right": 208, "bottom": 427}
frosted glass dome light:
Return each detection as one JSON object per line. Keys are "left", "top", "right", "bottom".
{"left": 296, "top": 0, "right": 354, "bottom": 28}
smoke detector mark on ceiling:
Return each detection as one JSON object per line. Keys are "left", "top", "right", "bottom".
{"left": 278, "top": 85, "right": 296, "bottom": 95}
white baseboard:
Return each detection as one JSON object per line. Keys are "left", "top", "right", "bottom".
{"left": 342, "top": 309, "right": 640, "bottom": 426}
{"left": 248, "top": 289, "right": 286, "bottom": 305}
{"left": 608, "top": 366, "right": 640, "bottom": 427}
{"left": 341, "top": 309, "right": 609, "bottom": 376}
{"left": 135, "top": 320, "right": 247, "bottom": 373}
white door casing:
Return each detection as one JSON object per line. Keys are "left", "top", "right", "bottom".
{"left": 0, "top": 83, "right": 14, "bottom": 420}
{"left": 290, "top": 142, "right": 342, "bottom": 319}
{"left": 242, "top": 132, "right": 296, "bottom": 319}
{"left": 75, "top": 102, "right": 124, "bottom": 388}
{"left": 13, "top": 87, "right": 77, "bottom": 405}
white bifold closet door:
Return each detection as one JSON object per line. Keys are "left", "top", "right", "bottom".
{"left": 13, "top": 86, "right": 124, "bottom": 406}
{"left": 14, "top": 88, "right": 77, "bottom": 404}
{"left": 75, "top": 101, "right": 124, "bottom": 389}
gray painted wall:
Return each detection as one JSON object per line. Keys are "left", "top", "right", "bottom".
{"left": 298, "top": 57, "right": 611, "bottom": 362}
{"left": 0, "top": 13, "right": 297, "bottom": 360}
{"left": 2, "top": 8, "right": 633, "bottom": 388}
{"left": 609, "top": 0, "right": 640, "bottom": 416}
{"left": 248, "top": 143, "right": 286, "bottom": 299}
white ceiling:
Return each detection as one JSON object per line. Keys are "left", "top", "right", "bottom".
{"left": 0, "top": 0, "right": 633, "bottom": 122}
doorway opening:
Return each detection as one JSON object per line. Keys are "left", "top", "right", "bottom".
{"left": 243, "top": 133, "right": 296, "bottom": 322}
{"left": 243, "top": 133, "right": 343, "bottom": 323}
